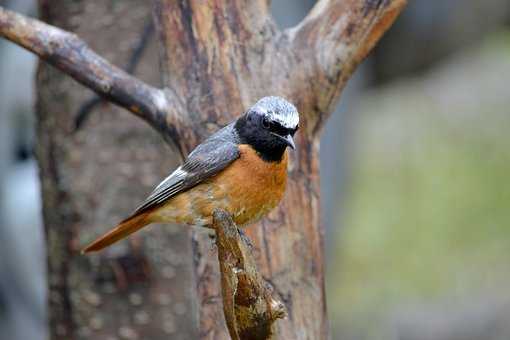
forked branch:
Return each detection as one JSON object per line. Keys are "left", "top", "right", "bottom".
{"left": 213, "top": 210, "right": 286, "bottom": 340}
{"left": 1, "top": 2, "right": 406, "bottom": 338}
{"left": 288, "top": 0, "right": 407, "bottom": 117}
{"left": 0, "top": 6, "right": 182, "bottom": 141}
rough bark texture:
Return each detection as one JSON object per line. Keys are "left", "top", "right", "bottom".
{"left": 153, "top": 1, "right": 406, "bottom": 339}
{"left": 213, "top": 210, "right": 286, "bottom": 340}
{"left": 33, "top": 1, "right": 197, "bottom": 339}
{"left": 0, "top": 0, "right": 406, "bottom": 339}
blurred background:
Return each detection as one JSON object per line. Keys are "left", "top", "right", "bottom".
{"left": 1, "top": 0, "right": 509, "bottom": 339}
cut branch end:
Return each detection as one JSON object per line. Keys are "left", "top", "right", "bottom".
{"left": 212, "top": 209, "right": 286, "bottom": 340}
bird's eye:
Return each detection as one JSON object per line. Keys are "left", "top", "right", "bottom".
{"left": 262, "top": 117, "right": 270, "bottom": 129}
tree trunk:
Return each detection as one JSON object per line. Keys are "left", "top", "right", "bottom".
{"left": 153, "top": 1, "right": 328, "bottom": 336}
{"left": 1, "top": 0, "right": 406, "bottom": 339}
{"left": 153, "top": 1, "right": 405, "bottom": 338}
{"left": 35, "top": 1, "right": 197, "bottom": 339}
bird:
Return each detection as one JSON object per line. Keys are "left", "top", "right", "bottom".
{"left": 82, "top": 96, "right": 299, "bottom": 253}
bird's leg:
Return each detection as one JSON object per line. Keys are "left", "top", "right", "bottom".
{"left": 204, "top": 228, "right": 217, "bottom": 250}
{"left": 208, "top": 232, "right": 216, "bottom": 243}
{"left": 237, "top": 228, "right": 254, "bottom": 250}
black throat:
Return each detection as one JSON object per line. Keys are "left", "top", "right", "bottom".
{"left": 234, "top": 117, "right": 287, "bottom": 163}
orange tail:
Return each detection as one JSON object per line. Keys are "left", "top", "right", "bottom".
{"left": 82, "top": 212, "right": 151, "bottom": 254}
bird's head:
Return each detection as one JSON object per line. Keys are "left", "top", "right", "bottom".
{"left": 235, "top": 96, "right": 299, "bottom": 162}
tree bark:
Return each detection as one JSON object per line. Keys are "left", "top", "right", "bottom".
{"left": 34, "top": 1, "right": 197, "bottom": 339}
{"left": 152, "top": 1, "right": 405, "bottom": 339}
{"left": 212, "top": 209, "right": 286, "bottom": 340}
{"left": 0, "top": 0, "right": 406, "bottom": 339}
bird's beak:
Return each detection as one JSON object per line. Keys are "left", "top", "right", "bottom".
{"left": 283, "top": 134, "right": 295, "bottom": 149}
{"left": 271, "top": 132, "right": 296, "bottom": 149}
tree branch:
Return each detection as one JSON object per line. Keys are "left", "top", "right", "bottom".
{"left": 73, "top": 17, "right": 155, "bottom": 131}
{"left": 0, "top": 6, "right": 182, "bottom": 142}
{"left": 287, "top": 0, "right": 406, "bottom": 118}
{"left": 212, "top": 210, "right": 286, "bottom": 340}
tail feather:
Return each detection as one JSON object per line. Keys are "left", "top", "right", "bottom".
{"left": 82, "top": 212, "right": 151, "bottom": 254}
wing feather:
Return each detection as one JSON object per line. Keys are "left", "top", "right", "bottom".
{"left": 131, "top": 126, "right": 240, "bottom": 216}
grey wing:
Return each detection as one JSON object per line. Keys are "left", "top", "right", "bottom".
{"left": 131, "top": 136, "right": 240, "bottom": 215}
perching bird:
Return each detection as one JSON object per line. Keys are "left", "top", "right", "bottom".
{"left": 82, "top": 96, "right": 299, "bottom": 253}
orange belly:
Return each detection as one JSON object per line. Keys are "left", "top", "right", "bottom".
{"left": 151, "top": 145, "right": 288, "bottom": 227}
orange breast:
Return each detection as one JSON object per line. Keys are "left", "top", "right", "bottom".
{"left": 216, "top": 144, "right": 288, "bottom": 226}
{"left": 151, "top": 145, "right": 288, "bottom": 227}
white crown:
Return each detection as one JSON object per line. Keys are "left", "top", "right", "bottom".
{"left": 253, "top": 96, "right": 299, "bottom": 129}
